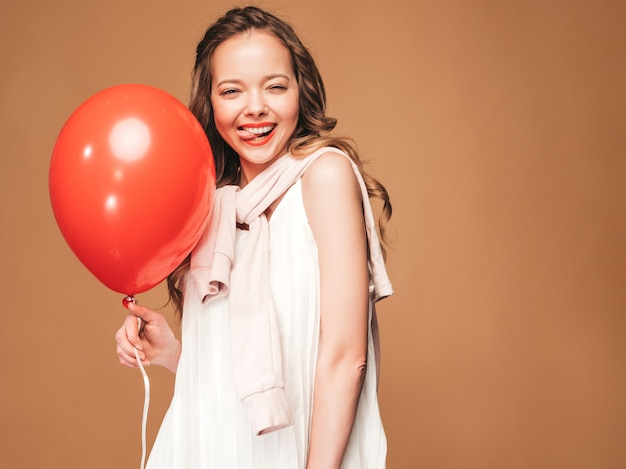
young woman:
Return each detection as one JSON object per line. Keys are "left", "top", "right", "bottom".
{"left": 115, "top": 6, "right": 393, "bottom": 468}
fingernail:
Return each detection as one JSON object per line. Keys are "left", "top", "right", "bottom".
{"left": 135, "top": 343, "right": 143, "bottom": 351}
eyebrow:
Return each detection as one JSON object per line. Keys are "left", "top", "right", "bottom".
{"left": 214, "top": 73, "right": 292, "bottom": 88}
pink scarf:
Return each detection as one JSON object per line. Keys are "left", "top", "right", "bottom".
{"left": 190, "top": 147, "right": 392, "bottom": 435}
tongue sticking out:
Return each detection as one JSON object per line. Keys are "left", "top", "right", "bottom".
{"left": 241, "top": 125, "right": 275, "bottom": 141}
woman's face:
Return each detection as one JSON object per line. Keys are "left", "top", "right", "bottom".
{"left": 210, "top": 30, "right": 300, "bottom": 185}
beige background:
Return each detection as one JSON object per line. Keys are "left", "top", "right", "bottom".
{"left": 1, "top": 0, "right": 625, "bottom": 468}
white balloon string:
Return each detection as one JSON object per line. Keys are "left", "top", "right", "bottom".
{"left": 134, "top": 318, "right": 150, "bottom": 469}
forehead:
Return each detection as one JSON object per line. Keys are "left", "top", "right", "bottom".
{"left": 210, "top": 30, "right": 294, "bottom": 77}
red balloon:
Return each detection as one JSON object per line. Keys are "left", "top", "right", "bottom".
{"left": 50, "top": 84, "right": 215, "bottom": 295}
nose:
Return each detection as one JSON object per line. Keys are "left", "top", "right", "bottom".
{"left": 244, "top": 90, "right": 268, "bottom": 116}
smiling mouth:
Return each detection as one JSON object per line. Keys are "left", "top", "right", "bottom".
{"left": 240, "top": 124, "right": 276, "bottom": 141}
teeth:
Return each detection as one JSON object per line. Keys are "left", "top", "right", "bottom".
{"left": 245, "top": 125, "right": 274, "bottom": 135}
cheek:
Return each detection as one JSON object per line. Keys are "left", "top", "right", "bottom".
{"left": 211, "top": 102, "right": 232, "bottom": 135}
{"left": 284, "top": 95, "right": 300, "bottom": 128}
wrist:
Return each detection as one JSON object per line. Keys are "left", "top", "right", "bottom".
{"left": 165, "top": 339, "right": 181, "bottom": 374}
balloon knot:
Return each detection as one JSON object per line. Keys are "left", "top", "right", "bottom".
{"left": 122, "top": 295, "right": 136, "bottom": 308}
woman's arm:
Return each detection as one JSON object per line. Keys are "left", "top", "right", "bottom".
{"left": 302, "top": 152, "right": 370, "bottom": 469}
{"left": 115, "top": 302, "right": 181, "bottom": 374}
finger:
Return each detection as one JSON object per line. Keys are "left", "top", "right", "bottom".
{"left": 116, "top": 337, "right": 146, "bottom": 360}
{"left": 117, "top": 346, "right": 139, "bottom": 368}
{"left": 119, "top": 354, "right": 138, "bottom": 368}
{"left": 119, "top": 354, "right": 150, "bottom": 368}
{"left": 122, "top": 313, "right": 144, "bottom": 350}
{"left": 137, "top": 317, "right": 147, "bottom": 337}
{"left": 117, "top": 344, "right": 150, "bottom": 367}
{"left": 115, "top": 325, "right": 137, "bottom": 354}
{"left": 126, "top": 301, "right": 159, "bottom": 322}
{"left": 117, "top": 337, "right": 146, "bottom": 361}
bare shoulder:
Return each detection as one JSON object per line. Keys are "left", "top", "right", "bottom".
{"left": 301, "top": 151, "right": 364, "bottom": 235}
{"left": 301, "top": 151, "right": 361, "bottom": 198}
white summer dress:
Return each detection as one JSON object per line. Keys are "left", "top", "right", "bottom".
{"left": 147, "top": 179, "right": 387, "bottom": 468}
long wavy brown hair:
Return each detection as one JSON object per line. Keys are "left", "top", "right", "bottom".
{"left": 167, "top": 6, "right": 392, "bottom": 313}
